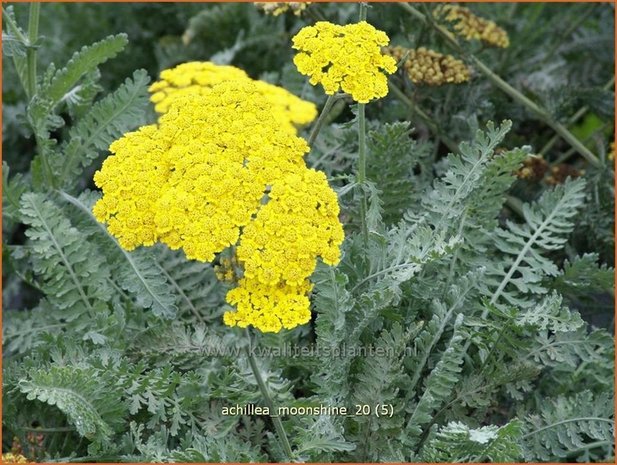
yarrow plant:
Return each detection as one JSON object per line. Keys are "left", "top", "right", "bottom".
{"left": 93, "top": 78, "right": 343, "bottom": 332}
{"left": 292, "top": 21, "right": 397, "bottom": 103}
{"left": 3, "top": 2, "right": 614, "bottom": 463}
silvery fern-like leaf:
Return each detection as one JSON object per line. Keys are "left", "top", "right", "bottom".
{"left": 17, "top": 365, "right": 127, "bottom": 446}
{"left": 406, "top": 270, "right": 483, "bottom": 398}
{"left": 521, "top": 391, "right": 614, "bottom": 461}
{"left": 19, "top": 193, "right": 112, "bottom": 318}
{"left": 60, "top": 191, "right": 178, "bottom": 319}
{"left": 153, "top": 246, "right": 225, "bottom": 323}
{"left": 2, "top": 161, "right": 29, "bottom": 222}
{"left": 402, "top": 315, "right": 466, "bottom": 450}
{"left": 484, "top": 177, "right": 587, "bottom": 310}
{"left": 515, "top": 292, "right": 584, "bottom": 332}
{"left": 419, "top": 420, "right": 523, "bottom": 462}
{"left": 415, "top": 120, "right": 513, "bottom": 233}
{"left": 44, "top": 34, "right": 128, "bottom": 106}
{"left": 54, "top": 69, "right": 150, "bottom": 191}
{"left": 523, "top": 327, "right": 613, "bottom": 370}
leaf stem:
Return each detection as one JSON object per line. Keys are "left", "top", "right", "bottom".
{"left": 246, "top": 330, "right": 294, "bottom": 461}
{"left": 398, "top": 2, "right": 601, "bottom": 168}
{"left": 26, "top": 2, "right": 40, "bottom": 99}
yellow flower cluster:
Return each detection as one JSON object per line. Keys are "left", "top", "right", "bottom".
{"left": 254, "top": 2, "right": 309, "bottom": 16}
{"left": 434, "top": 5, "right": 510, "bottom": 48}
{"left": 2, "top": 454, "right": 29, "bottom": 464}
{"left": 387, "top": 46, "right": 471, "bottom": 86}
{"left": 292, "top": 21, "right": 397, "bottom": 103}
{"left": 149, "top": 61, "right": 317, "bottom": 133}
{"left": 224, "top": 169, "right": 343, "bottom": 332}
{"left": 609, "top": 141, "right": 615, "bottom": 161}
{"left": 94, "top": 79, "right": 344, "bottom": 333}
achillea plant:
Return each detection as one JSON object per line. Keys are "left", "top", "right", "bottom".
{"left": 2, "top": 2, "right": 614, "bottom": 463}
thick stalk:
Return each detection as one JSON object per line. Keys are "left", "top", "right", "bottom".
{"left": 246, "top": 331, "right": 294, "bottom": 461}
{"left": 398, "top": 3, "right": 601, "bottom": 168}
{"left": 26, "top": 2, "right": 40, "bottom": 99}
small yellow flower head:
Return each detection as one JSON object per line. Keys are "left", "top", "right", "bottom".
{"left": 2, "top": 454, "right": 29, "bottom": 464}
{"left": 292, "top": 21, "right": 397, "bottom": 103}
{"left": 224, "top": 168, "right": 344, "bottom": 332}
{"left": 434, "top": 5, "right": 510, "bottom": 48}
{"left": 255, "top": 2, "right": 309, "bottom": 16}
{"left": 149, "top": 61, "right": 317, "bottom": 132}
{"left": 609, "top": 141, "right": 615, "bottom": 161}
{"left": 387, "top": 46, "right": 471, "bottom": 86}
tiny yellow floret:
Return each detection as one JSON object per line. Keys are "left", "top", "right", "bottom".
{"left": 292, "top": 21, "right": 397, "bottom": 103}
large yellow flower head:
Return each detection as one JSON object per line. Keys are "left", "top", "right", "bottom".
{"left": 434, "top": 5, "right": 510, "bottom": 48}
{"left": 93, "top": 79, "right": 344, "bottom": 333}
{"left": 94, "top": 80, "right": 309, "bottom": 260}
{"left": 149, "top": 61, "right": 317, "bottom": 132}
{"left": 292, "top": 21, "right": 397, "bottom": 103}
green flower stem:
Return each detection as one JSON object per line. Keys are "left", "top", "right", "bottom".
{"left": 308, "top": 93, "right": 339, "bottom": 147}
{"left": 357, "top": 102, "right": 370, "bottom": 246}
{"left": 398, "top": 2, "right": 601, "bottom": 169}
{"left": 388, "top": 81, "right": 459, "bottom": 153}
{"left": 246, "top": 330, "right": 294, "bottom": 461}
{"left": 26, "top": 2, "right": 41, "bottom": 99}
{"left": 359, "top": 2, "right": 367, "bottom": 21}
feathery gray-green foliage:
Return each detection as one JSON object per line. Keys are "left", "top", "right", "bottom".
{"left": 3, "top": 2, "right": 614, "bottom": 463}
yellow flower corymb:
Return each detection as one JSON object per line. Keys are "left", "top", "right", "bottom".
{"left": 149, "top": 61, "right": 317, "bottom": 132}
{"left": 94, "top": 79, "right": 344, "bottom": 333}
{"left": 292, "top": 21, "right": 397, "bottom": 103}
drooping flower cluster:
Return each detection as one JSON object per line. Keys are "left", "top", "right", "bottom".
{"left": 387, "top": 46, "right": 471, "bottom": 86}
{"left": 149, "top": 61, "right": 317, "bottom": 132}
{"left": 94, "top": 79, "right": 344, "bottom": 333}
{"left": 434, "top": 5, "right": 510, "bottom": 48}
{"left": 254, "top": 2, "right": 309, "bottom": 16}
{"left": 292, "top": 21, "right": 397, "bottom": 103}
